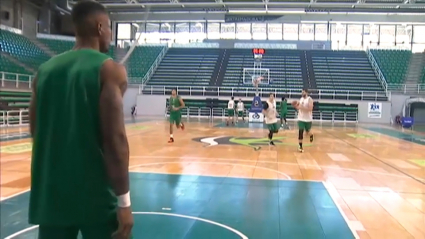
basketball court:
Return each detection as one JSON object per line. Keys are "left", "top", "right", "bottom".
{"left": 1, "top": 118, "right": 424, "bottom": 239}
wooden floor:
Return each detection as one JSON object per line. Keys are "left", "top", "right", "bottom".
{"left": 1, "top": 118, "right": 424, "bottom": 239}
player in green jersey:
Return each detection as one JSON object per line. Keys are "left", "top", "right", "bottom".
{"left": 168, "top": 88, "right": 185, "bottom": 143}
{"left": 280, "top": 96, "right": 288, "bottom": 128}
{"left": 28, "top": 1, "right": 133, "bottom": 238}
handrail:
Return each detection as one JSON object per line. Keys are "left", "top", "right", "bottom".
{"left": 140, "top": 45, "right": 169, "bottom": 85}
{"left": 0, "top": 110, "right": 29, "bottom": 127}
{"left": 139, "top": 85, "right": 389, "bottom": 101}
{"left": 163, "top": 106, "right": 357, "bottom": 122}
{"left": 1, "top": 71, "right": 423, "bottom": 96}
{"left": 366, "top": 49, "right": 388, "bottom": 94}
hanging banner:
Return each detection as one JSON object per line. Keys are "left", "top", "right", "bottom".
{"left": 224, "top": 15, "right": 281, "bottom": 23}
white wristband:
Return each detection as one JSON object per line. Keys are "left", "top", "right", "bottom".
{"left": 117, "top": 192, "right": 131, "bottom": 208}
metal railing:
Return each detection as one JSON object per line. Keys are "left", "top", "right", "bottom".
{"left": 140, "top": 45, "right": 169, "bottom": 85}
{"left": 164, "top": 107, "right": 358, "bottom": 123}
{"left": 366, "top": 49, "right": 388, "bottom": 93}
{"left": 2, "top": 71, "right": 422, "bottom": 97}
{"left": 387, "top": 83, "right": 425, "bottom": 94}
{"left": 0, "top": 110, "right": 29, "bottom": 127}
{"left": 140, "top": 85, "right": 389, "bottom": 101}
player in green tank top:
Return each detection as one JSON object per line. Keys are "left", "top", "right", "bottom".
{"left": 28, "top": 1, "right": 133, "bottom": 238}
{"left": 168, "top": 88, "right": 185, "bottom": 143}
{"left": 280, "top": 96, "right": 288, "bottom": 128}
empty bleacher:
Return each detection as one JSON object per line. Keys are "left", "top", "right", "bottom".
{"left": 370, "top": 49, "right": 411, "bottom": 85}
{"left": 310, "top": 50, "right": 384, "bottom": 93}
{"left": 147, "top": 48, "right": 220, "bottom": 86}
{"left": 39, "top": 38, "right": 116, "bottom": 58}
{"left": 0, "top": 54, "right": 33, "bottom": 80}
{"left": 0, "top": 90, "right": 31, "bottom": 110}
{"left": 125, "top": 46, "right": 165, "bottom": 82}
{"left": 222, "top": 49, "right": 304, "bottom": 90}
{"left": 1, "top": 30, "right": 50, "bottom": 70}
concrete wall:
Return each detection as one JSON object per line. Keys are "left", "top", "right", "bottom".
{"left": 390, "top": 93, "right": 411, "bottom": 118}
{"left": 123, "top": 87, "right": 139, "bottom": 116}
{"left": 0, "top": 0, "right": 39, "bottom": 36}
{"left": 0, "top": 0, "right": 14, "bottom": 27}
{"left": 22, "top": 2, "right": 38, "bottom": 36}
{"left": 136, "top": 95, "right": 168, "bottom": 116}
{"left": 357, "top": 101, "right": 391, "bottom": 124}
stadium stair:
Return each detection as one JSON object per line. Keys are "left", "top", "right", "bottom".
{"left": 29, "top": 37, "right": 56, "bottom": 57}
{"left": 209, "top": 49, "right": 228, "bottom": 86}
{"left": 304, "top": 51, "right": 317, "bottom": 89}
{"left": 404, "top": 53, "right": 425, "bottom": 92}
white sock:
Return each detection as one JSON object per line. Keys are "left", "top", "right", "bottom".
{"left": 170, "top": 134, "right": 173, "bottom": 138}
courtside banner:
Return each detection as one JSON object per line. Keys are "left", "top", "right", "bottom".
{"left": 224, "top": 15, "right": 281, "bottom": 23}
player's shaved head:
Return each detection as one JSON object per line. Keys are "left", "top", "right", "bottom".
{"left": 71, "top": 0, "right": 111, "bottom": 52}
{"left": 72, "top": 1, "right": 107, "bottom": 36}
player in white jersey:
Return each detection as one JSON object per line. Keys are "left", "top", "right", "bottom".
{"left": 226, "top": 97, "right": 235, "bottom": 126}
{"left": 293, "top": 89, "right": 314, "bottom": 152}
{"left": 262, "top": 93, "right": 279, "bottom": 146}
{"left": 236, "top": 99, "right": 245, "bottom": 122}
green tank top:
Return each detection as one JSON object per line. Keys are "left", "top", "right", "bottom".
{"left": 29, "top": 49, "right": 116, "bottom": 225}
{"left": 280, "top": 101, "right": 287, "bottom": 113}
{"left": 170, "top": 95, "right": 181, "bottom": 113}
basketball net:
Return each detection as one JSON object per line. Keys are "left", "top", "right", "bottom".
{"left": 252, "top": 76, "right": 263, "bottom": 96}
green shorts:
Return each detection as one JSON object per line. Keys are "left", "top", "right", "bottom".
{"left": 267, "top": 122, "right": 280, "bottom": 133}
{"left": 169, "top": 111, "right": 182, "bottom": 125}
{"left": 280, "top": 112, "right": 287, "bottom": 119}
{"left": 298, "top": 121, "right": 312, "bottom": 131}
{"left": 37, "top": 213, "right": 131, "bottom": 239}
{"left": 227, "top": 109, "right": 235, "bottom": 116}
{"left": 237, "top": 111, "right": 244, "bottom": 117}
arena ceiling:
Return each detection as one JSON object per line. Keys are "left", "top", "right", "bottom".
{"left": 89, "top": 0, "right": 425, "bottom": 13}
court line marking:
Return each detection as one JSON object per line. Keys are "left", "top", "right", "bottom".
{"left": 4, "top": 212, "right": 249, "bottom": 239}
{"left": 129, "top": 161, "right": 292, "bottom": 180}
{"left": 0, "top": 159, "right": 290, "bottom": 202}
{"left": 130, "top": 155, "right": 424, "bottom": 180}
{"left": 322, "top": 181, "right": 360, "bottom": 239}
{"left": 4, "top": 225, "right": 38, "bottom": 239}
{"left": 133, "top": 212, "right": 248, "bottom": 239}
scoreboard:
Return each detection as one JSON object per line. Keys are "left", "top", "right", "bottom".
{"left": 252, "top": 48, "right": 265, "bottom": 55}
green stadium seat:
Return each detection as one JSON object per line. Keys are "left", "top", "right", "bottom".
{"left": 1, "top": 29, "right": 51, "bottom": 70}
{"left": 0, "top": 90, "right": 31, "bottom": 110}
{"left": 0, "top": 54, "right": 33, "bottom": 80}
{"left": 223, "top": 49, "right": 304, "bottom": 90}
{"left": 311, "top": 50, "right": 384, "bottom": 92}
{"left": 370, "top": 49, "right": 411, "bottom": 86}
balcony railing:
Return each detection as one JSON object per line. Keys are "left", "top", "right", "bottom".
{"left": 139, "top": 85, "right": 389, "bottom": 101}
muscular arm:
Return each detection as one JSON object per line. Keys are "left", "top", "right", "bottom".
{"left": 29, "top": 76, "right": 38, "bottom": 137}
{"left": 99, "top": 60, "right": 130, "bottom": 196}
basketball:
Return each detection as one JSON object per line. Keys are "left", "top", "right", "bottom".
{"left": 291, "top": 101, "right": 299, "bottom": 107}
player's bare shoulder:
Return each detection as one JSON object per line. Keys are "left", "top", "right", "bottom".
{"left": 101, "top": 59, "right": 128, "bottom": 86}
